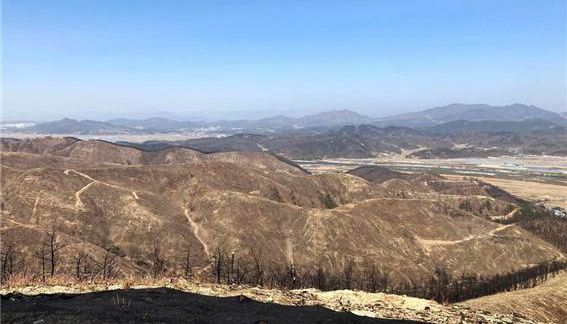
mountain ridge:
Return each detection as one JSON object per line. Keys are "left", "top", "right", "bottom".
{"left": 14, "top": 104, "right": 566, "bottom": 134}
{"left": 1, "top": 137, "right": 564, "bottom": 288}
{"left": 375, "top": 103, "right": 565, "bottom": 127}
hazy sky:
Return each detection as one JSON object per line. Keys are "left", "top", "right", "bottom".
{"left": 3, "top": 0, "right": 566, "bottom": 121}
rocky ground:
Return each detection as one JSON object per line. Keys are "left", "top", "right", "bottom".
{"left": 0, "top": 281, "right": 551, "bottom": 324}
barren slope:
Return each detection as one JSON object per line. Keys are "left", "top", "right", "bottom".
{"left": 1, "top": 137, "right": 564, "bottom": 289}
{"left": 1, "top": 165, "right": 563, "bottom": 285}
{"left": 461, "top": 271, "right": 567, "bottom": 323}
{"left": 1, "top": 138, "right": 306, "bottom": 175}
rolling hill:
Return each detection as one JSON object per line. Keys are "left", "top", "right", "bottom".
{"left": 1, "top": 138, "right": 564, "bottom": 290}
{"left": 27, "top": 118, "right": 139, "bottom": 134}
{"left": 461, "top": 271, "right": 567, "bottom": 323}
{"left": 0, "top": 137, "right": 306, "bottom": 174}
{"left": 121, "top": 121, "right": 567, "bottom": 159}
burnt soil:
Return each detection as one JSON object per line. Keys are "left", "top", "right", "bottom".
{"left": 0, "top": 288, "right": 428, "bottom": 324}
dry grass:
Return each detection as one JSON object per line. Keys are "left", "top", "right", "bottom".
{"left": 461, "top": 271, "right": 567, "bottom": 324}
{"left": 0, "top": 274, "right": 194, "bottom": 294}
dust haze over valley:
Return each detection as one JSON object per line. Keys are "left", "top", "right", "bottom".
{"left": 3, "top": 1, "right": 567, "bottom": 324}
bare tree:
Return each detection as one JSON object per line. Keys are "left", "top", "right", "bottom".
{"left": 183, "top": 248, "right": 192, "bottom": 279}
{"left": 312, "top": 266, "right": 327, "bottom": 290}
{"left": 212, "top": 246, "right": 226, "bottom": 284}
{"left": 34, "top": 239, "right": 48, "bottom": 282}
{"left": 342, "top": 259, "right": 355, "bottom": 290}
{"left": 282, "top": 263, "right": 298, "bottom": 289}
{"left": 382, "top": 271, "right": 390, "bottom": 293}
{"left": 46, "top": 226, "right": 65, "bottom": 277}
{"left": 227, "top": 251, "right": 235, "bottom": 284}
{"left": 429, "top": 267, "right": 451, "bottom": 304}
{"left": 151, "top": 247, "right": 165, "bottom": 278}
{"left": 74, "top": 250, "right": 90, "bottom": 279}
{"left": 1, "top": 240, "right": 17, "bottom": 283}
{"left": 250, "top": 247, "right": 264, "bottom": 285}
{"left": 232, "top": 257, "right": 248, "bottom": 285}
{"left": 97, "top": 246, "right": 121, "bottom": 280}
{"left": 362, "top": 260, "right": 379, "bottom": 292}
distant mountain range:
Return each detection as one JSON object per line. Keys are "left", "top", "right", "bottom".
{"left": 374, "top": 103, "right": 564, "bottom": 127}
{"left": 17, "top": 109, "right": 374, "bottom": 134}
{"left": 13, "top": 104, "right": 567, "bottom": 135}
{"left": 28, "top": 118, "right": 139, "bottom": 134}
{"left": 121, "top": 122, "right": 567, "bottom": 159}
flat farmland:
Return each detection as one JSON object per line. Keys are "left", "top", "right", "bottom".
{"left": 448, "top": 175, "right": 567, "bottom": 209}
{"left": 297, "top": 155, "right": 567, "bottom": 209}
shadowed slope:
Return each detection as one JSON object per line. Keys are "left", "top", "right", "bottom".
{"left": 0, "top": 288, "right": 427, "bottom": 324}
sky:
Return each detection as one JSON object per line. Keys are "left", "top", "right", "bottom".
{"left": 2, "top": 0, "right": 566, "bottom": 121}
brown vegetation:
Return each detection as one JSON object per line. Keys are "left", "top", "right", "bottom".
{"left": 462, "top": 271, "right": 567, "bottom": 323}
{"left": 1, "top": 138, "right": 566, "bottom": 315}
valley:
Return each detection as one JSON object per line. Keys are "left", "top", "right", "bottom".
{"left": 2, "top": 136, "right": 567, "bottom": 323}
{"left": 4, "top": 1, "right": 566, "bottom": 322}
{"left": 297, "top": 155, "right": 567, "bottom": 184}
{"left": 463, "top": 176, "right": 567, "bottom": 209}
{"left": 2, "top": 105, "right": 567, "bottom": 324}
{"left": 2, "top": 137, "right": 566, "bottom": 286}
{"left": 296, "top": 155, "right": 567, "bottom": 212}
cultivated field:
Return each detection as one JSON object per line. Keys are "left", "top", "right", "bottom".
{"left": 298, "top": 155, "right": 567, "bottom": 211}
{"left": 449, "top": 175, "right": 567, "bottom": 209}
{"left": 297, "top": 155, "right": 567, "bottom": 179}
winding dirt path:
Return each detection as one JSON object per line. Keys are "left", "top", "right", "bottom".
{"left": 64, "top": 169, "right": 140, "bottom": 206}
{"left": 31, "top": 197, "right": 40, "bottom": 223}
{"left": 490, "top": 207, "right": 519, "bottom": 221}
{"left": 74, "top": 181, "right": 96, "bottom": 209}
{"left": 183, "top": 208, "right": 210, "bottom": 258}
{"left": 285, "top": 238, "right": 294, "bottom": 264}
{"left": 418, "top": 224, "right": 514, "bottom": 248}
{"left": 65, "top": 169, "right": 123, "bottom": 190}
